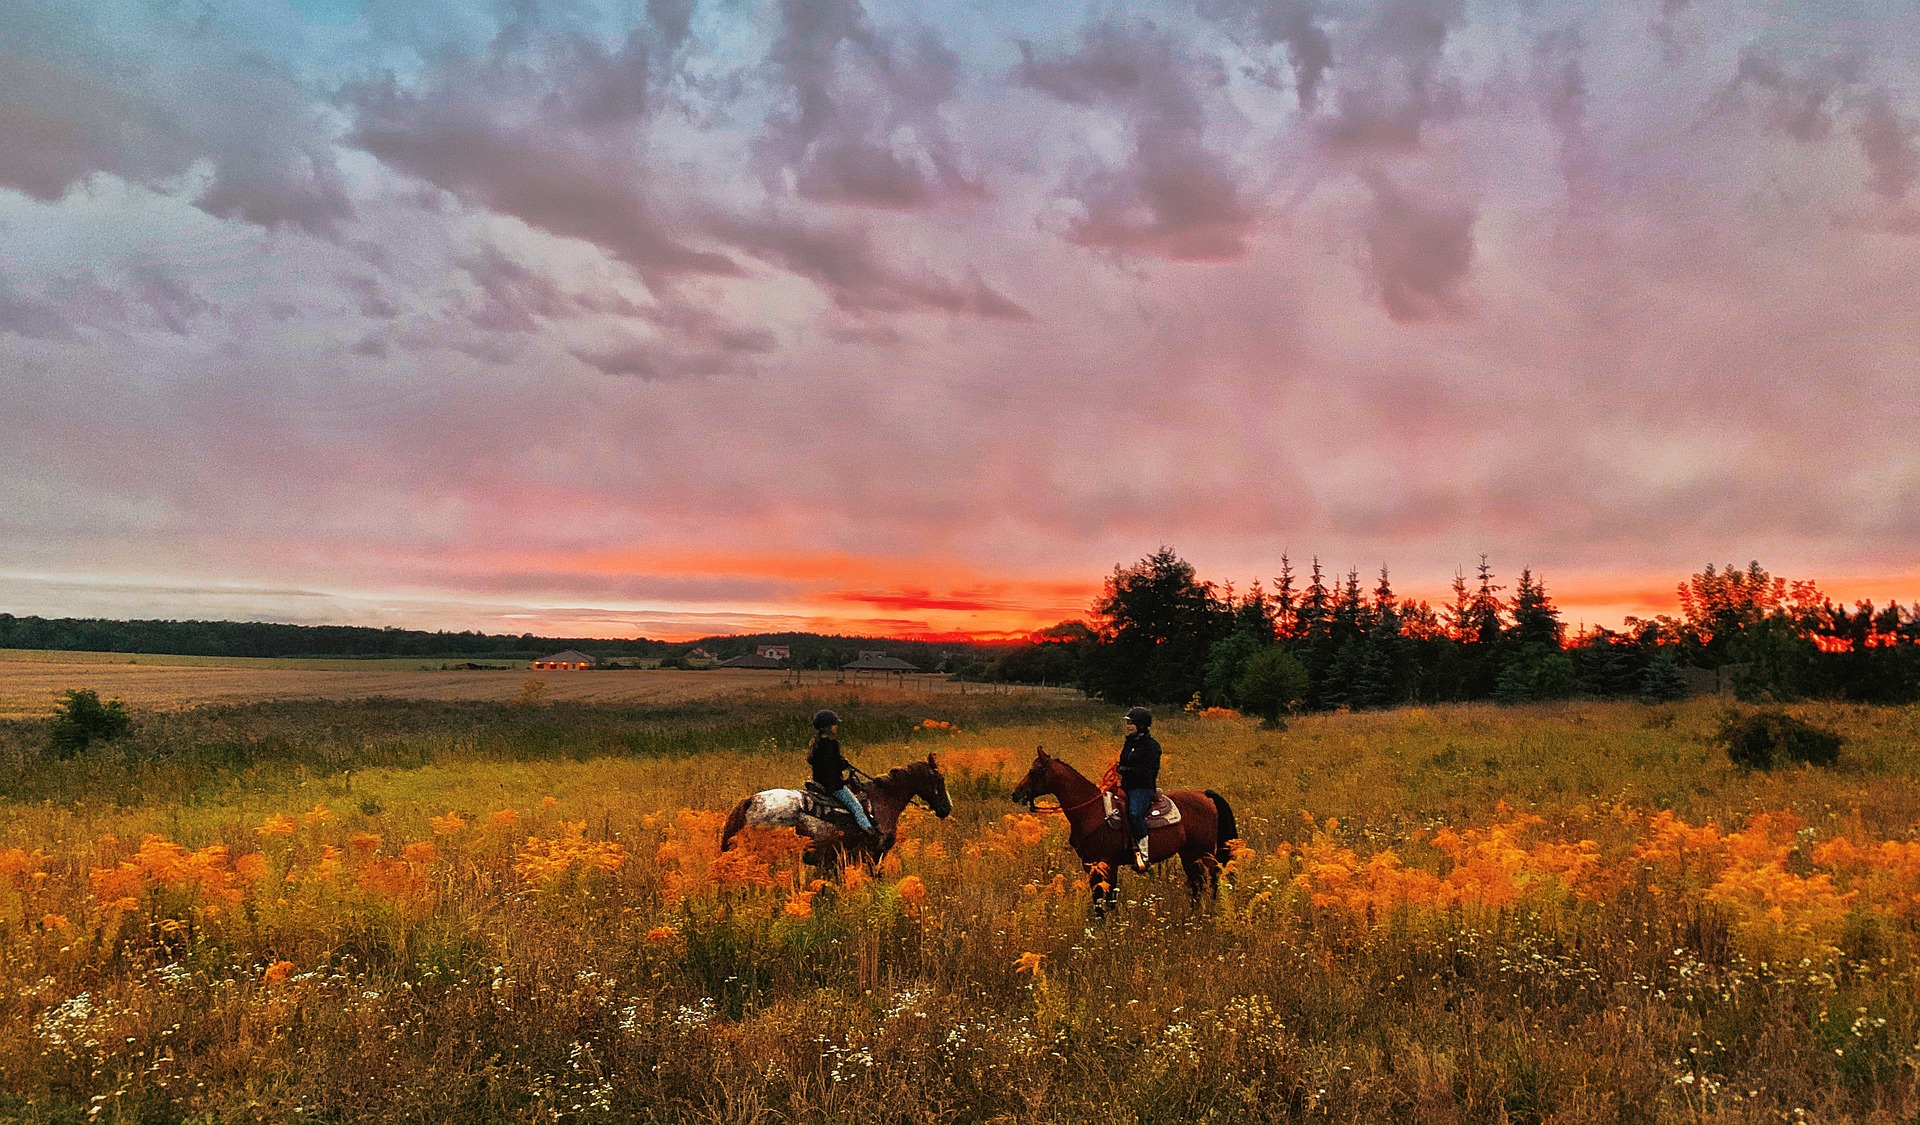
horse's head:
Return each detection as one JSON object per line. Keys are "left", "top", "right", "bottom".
{"left": 919, "top": 754, "right": 953, "bottom": 819}
{"left": 1009, "top": 746, "right": 1053, "bottom": 809}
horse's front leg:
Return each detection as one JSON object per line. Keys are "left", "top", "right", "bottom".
{"left": 1086, "top": 861, "right": 1117, "bottom": 920}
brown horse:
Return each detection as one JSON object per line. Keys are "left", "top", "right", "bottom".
{"left": 1010, "top": 746, "right": 1237, "bottom": 916}
{"left": 720, "top": 755, "right": 953, "bottom": 871}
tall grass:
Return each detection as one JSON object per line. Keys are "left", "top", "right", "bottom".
{"left": 2, "top": 695, "right": 1917, "bottom": 1123}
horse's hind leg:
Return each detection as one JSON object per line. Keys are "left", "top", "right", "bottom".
{"left": 720, "top": 798, "right": 752, "bottom": 851}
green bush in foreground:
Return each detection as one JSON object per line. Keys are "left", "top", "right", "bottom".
{"left": 46, "top": 688, "right": 131, "bottom": 758}
{"left": 1719, "top": 709, "right": 1842, "bottom": 770}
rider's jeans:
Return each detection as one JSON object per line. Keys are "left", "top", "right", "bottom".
{"left": 835, "top": 785, "right": 875, "bottom": 832}
{"left": 1126, "top": 787, "right": 1156, "bottom": 842}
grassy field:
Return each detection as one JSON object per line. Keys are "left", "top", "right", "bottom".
{"left": 0, "top": 653, "right": 1019, "bottom": 720}
{"left": 2, "top": 683, "right": 1918, "bottom": 1123}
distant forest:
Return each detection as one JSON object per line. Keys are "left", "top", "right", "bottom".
{"left": 0, "top": 615, "right": 670, "bottom": 662}
{"left": 0, "top": 615, "right": 996, "bottom": 670}
{"left": 958, "top": 551, "right": 1920, "bottom": 712}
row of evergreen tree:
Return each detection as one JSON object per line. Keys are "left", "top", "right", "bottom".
{"left": 0, "top": 614, "right": 670, "bottom": 661}
{"left": 999, "top": 551, "right": 1920, "bottom": 714}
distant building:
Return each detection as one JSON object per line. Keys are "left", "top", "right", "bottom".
{"left": 684, "top": 647, "right": 718, "bottom": 668}
{"left": 719, "top": 646, "right": 788, "bottom": 669}
{"left": 842, "top": 652, "right": 919, "bottom": 673}
{"left": 756, "top": 645, "right": 790, "bottom": 661}
{"left": 532, "top": 650, "right": 597, "bottom": 670}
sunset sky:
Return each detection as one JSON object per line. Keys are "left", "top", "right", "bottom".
{"left": 2, "top": 0, "right": 1917, "bottom": 641}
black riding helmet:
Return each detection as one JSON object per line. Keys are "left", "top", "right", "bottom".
{"left": 813, "top": 709, "right": 840, "bottom": 731}
{"left": 1125, "top": 706, "right": 1152, "bottom": 729}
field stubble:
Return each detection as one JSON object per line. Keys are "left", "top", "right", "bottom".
{"left": 2, "top": 690, "right": 1919, "bottom": 1124}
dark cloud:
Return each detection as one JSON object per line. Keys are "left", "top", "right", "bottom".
{"left": 129, "top": 266, "right": 212, "bottom": 336}
{"left": 340, "top": 276, "right": 401, "bottom": 320}
{"left": 757, "top": 0, "right": 981, "bottom": 209}
{"left": 1727, "top": 52, "right": 1917, "bottom": 206}
{"left": 1363, "top": 174, "right": 1473, "bottom": 322}
{"left": 1854, "top": 90, "right": 1919, "bottom": 202}
{"left": 1018, "top": 18, "right": 1252, "bottom": 261}
{"left": 347, "top": 77, "right": 740, "bottom": 278}
{"left": 569, "top": 339, "right": 755, "bottom": 379}
{"left": 1197, "top": 0, "right": 1333, "bottom": 110}
{"left": 0, "top": 12, "right": 350, "bottom": 237}
{"left": 0, "top": 53, "right": 192, "bottom": 202}
{"left": 710, "top": 213, "right": 1031, "bottom": 319}
{"left": 1730, "top": 50, "right": 1862, "bottom": 143}
{"left": 1320, "top": 0, "right": 1465, "bottom": 153}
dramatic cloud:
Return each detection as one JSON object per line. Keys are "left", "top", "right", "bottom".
{"left": 1018, "top": 18, "right": 1252, "bottom": 260}
{"left": 755, "top": 0, "right": 981, "bottom": 209}
{"left": 2, "top": 0, "right": 1918, "bottom": 639}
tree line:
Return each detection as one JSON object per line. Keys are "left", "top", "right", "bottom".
{"left": 968, "top": 550, "right": 1920, "bottom": 715}
{"left": 0, "top": 614, "right": 670, "bottom": 661}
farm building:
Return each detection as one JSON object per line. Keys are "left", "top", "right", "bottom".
{"left": 718, "top": 645, "right": 788, "bottom": 669}
{"left": 842, "top": 651, "right": 918, "bottom": 673}
{"left": 531, "top": 650, "right": 597, "bottom": 670}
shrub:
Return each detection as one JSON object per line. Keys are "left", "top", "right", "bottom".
{"left": 1234, "top": 646, "right": 1308, "bottom": 725}
{"left": 1718, "top": 710, "right": 1842, "bottom": 770}
{"left": 47, "top": 688, "right": 132, "bottom": 758}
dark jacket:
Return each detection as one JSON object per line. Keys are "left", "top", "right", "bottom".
{"left": 1117, "top": 730, "right": 1161, "bottom": 790}
{"left": 808, "top": 735, "right": 853, "bottom": 789}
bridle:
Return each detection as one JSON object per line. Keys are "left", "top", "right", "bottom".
{"left": 1019, "top": 761, "right": 1108, "bottom": 816}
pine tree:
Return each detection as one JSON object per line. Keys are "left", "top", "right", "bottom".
{"left": 1273, "top": 555, "right": 1298, "bottom": 641}
{"left": 1509, "top": 568, "right": 1565, "bottom": 649}
{"left": 1469, "top": 556, "right": 1505, "bottom": 645}
{"left": 1640, "top": 651, "right": 1688, "bottom": 702}
{"left": 1448, "top": 569, "right": 1473, "bottom": 642}
{"left": 1354, "top": 566, "right": 1409, "bottom": 708}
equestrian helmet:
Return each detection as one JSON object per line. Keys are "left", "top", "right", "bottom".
{"left": 1125, "top": 706, "right": 1153, "bottom": 729}
{"left": 813, "top": 709, "right": 840, "bottom": 730}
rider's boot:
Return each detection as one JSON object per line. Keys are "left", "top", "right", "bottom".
{"left": 1133, "top": 835, "right": 1151, "bottom": 872}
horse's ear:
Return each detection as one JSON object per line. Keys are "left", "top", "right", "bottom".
{"left": 926, "top": 752, "right": 937, "bottom": 768}
{"left": 1036, "top": 744, "right": 1049, "bottom": 760}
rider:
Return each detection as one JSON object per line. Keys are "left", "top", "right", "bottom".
{"left": 808, "top": 710, "right": 878, "bottom": 839}
{"left": 1118, "top": 706, "right": 1160, "bottom": 872}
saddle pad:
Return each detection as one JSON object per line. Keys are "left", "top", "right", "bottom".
{"left": 800, "top": 782, "right": 871, "bottom": 824}
{"left": 1103, "top": 790, "right": 1182, "bottom": 830}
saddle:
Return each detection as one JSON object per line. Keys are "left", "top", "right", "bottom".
{"left": 1102, "top": 789, "right": 1181, "bottom": 831}
{"left": 801, "top": 780, "right": 874, "bottom": 828}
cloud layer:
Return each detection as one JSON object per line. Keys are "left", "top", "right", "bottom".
{"left": 2, "top": 0, "right": 1918, "bottom": 638}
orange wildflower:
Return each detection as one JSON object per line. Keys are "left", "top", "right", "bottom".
{"left": 1014, "top": 951, "right": 1046, "bottom": 976}
{"left": 402, "top": 841, "right": 438, "bottom": 866}
{"left": 234, "top": 853, "right": 270, "bottom": 882}
{"left": 783, "top": 889, "right": 817, "bottom": 918}
{"left": 645, "top": 925, "right": 678, "bottom": 944}
{"left": 256, "top": 815, "right": 297, "bottom": 838}
{"left": 429, "top": 812, "right": 467, "bottom": 836}
{"left": 897, "top": 874, "right": 928, "bottom": 911}
{"left": 303, "top": 803, "right": 333, "bottom": 826}
{"left": 41, "top": 913, "right": 70, "bottom": 931}
{"left": 263, "top": 960, "right": 294, "bottom": 984}
{"left": 489, "top": 809, "right": 520, "bottom": 827}
{"left": 349, "top": 832, "right": 382, "bottom": 857}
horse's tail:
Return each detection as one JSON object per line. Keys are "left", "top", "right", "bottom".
{"left": 720, "top": 797, "right": 751, "bottom": 851}
{"left": 1205, "top": 790, "right": 1238, "bottom": 863}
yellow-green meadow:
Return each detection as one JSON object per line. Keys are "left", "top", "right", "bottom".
{"left": 3, "top": 687, "right": 1918, "bottom": 1123}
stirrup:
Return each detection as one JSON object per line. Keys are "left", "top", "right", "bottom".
{"left": 1133, "top": 837, "right": 1151, "bottom": 871}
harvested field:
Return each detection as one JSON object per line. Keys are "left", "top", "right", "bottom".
{"left": 0, "top": 652, "right": 1028, "bottom": 719}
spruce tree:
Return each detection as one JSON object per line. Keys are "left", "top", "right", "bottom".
{"left": 1640, "top": 651, "right": 1689, "bottom": 702}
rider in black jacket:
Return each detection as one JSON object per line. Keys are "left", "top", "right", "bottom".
{"left": 807, "top": 710, "right": 877, "bottom": 838}
{"left": 1118, "top": 706, "right": 1160, "bottom": 871}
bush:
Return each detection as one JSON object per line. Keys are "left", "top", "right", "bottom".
{"left": 1234, "top": 646, "right": 1309, "bottom": 725}
{"left": 1639, "top": 652, "right": 1688, "bottom": 703}
{"left": 1718, "top": 710, "right": 1842, "bottom": 771}
{"left": 48, "top": 688, "right": 132, "bottom": 757}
